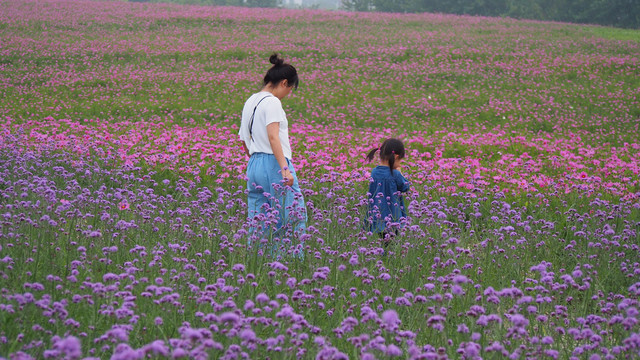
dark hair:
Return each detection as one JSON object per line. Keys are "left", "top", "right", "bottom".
{"left": 263, "top": 53, "right": 299, "bottom": 90}
{"left": 366, "top": 138, "right": 406, "bottom": 174}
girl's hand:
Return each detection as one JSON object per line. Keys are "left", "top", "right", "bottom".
{"left": 393, "top": 154, "right": 403, "bottom": 170}
{"left": 282, "top": 169, "right": 294, "bottom": 186}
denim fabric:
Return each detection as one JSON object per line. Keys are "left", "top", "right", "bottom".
{"left": 246, "top": 153, "right": 307, "bottom": 258}
{"left": 366, "top": 165, "right": 410, "bottom": 233}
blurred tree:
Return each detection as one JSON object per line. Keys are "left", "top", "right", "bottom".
{"left": 131, "top": 0, "right": 639, "bottom": 27}
{"left": 245, "top": 0, "right": 279, "bottom": 7}
{"left": 372, "top": 0, "right": 423, "bottom": 13}
{"left": 506, "top": 0, "right": 544, "bottom": 19}
{"left": 616, "top": 0, "right": 640, "bottom": 28}
{"left": 580, "top": 0, "right": 640, "bottom": 28}
{"left": 341, "top": 0, "right": 372, "bottom": 11}
{"left": 536, "top": 0, "right": 560, "bottom": 20}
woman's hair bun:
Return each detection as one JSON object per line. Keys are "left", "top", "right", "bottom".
{"left": 269, "top": 53, "right": 284, "bottom": 67}
{"left": 263, "top": 52, "right": 298, "bottom": 89}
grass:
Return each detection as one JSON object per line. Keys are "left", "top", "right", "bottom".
{"left": 584, "top": 26, "right": 640, "bottom": 42}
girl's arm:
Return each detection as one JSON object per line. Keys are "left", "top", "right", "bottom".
{"left": 242, "top": 142, "right": 250, "bottom": 157}
{"left": 266, "top": 122, "right": 294, "bottom": 186}
{"left": 394, "top": 170, "right": 410, "bottom": 192}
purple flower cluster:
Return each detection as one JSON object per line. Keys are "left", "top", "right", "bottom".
{"left": 0, "top": 135, "right": 638, "bottom": 359}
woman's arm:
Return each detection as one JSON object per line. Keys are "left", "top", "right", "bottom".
{"left": 242, "top": 142, "right": 250, "bottom": 157}
{"left": 266, "top": 122, "right": 294, "bottom": 186}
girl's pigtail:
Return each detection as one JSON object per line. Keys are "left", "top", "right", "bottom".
{"left": 388, "top": 151, "right": 395, "bottom": 174}
{"left": 365, "top": 147, "right": 379, "bottom": 162}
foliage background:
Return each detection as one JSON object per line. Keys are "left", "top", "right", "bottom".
{"left": 129, "top": 0, "right": 640, "bottom": 29}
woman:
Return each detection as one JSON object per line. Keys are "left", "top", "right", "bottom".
{"left": 238, "top": 53, "right": 307, "bottom": 256}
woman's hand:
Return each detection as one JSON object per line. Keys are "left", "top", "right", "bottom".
{"left": 267, "top": 122, "right": 294, "bottom": 186}
{"left": 282, "top": 168, "right": 294, "bottom": 186}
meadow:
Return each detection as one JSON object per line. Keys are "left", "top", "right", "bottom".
{"left": 0, "top": 0, "right": 639, "bottom": 359}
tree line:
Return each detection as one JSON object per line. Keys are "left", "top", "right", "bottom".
{"left": 129, "top": 0, "right": 281, "bottom": 8}
{"left": 128, "top": 0, "right": 639, "bottom": 29}
{"left": 341, "top": 0, "right": 639, "bottom": 29}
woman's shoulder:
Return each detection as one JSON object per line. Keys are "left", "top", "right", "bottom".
{"left": 262, "top": 94, "right": 281, "bottom": 105}
{"left": 246, "top": 92, "right": 280, "bottom": 104}
{"left": 254, "top": 93, "right": 282, "bottom": 110}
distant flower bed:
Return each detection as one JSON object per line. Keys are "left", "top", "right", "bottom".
{"left": 2, "top": 117, "right": 638, "bottom": 196}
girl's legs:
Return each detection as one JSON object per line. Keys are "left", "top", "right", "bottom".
{"left": 378, "top": 229, "right": 399, "bottom": 257}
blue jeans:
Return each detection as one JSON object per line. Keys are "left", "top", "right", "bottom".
{"left": 246, "top": 153, "right": 307, "bottom": 257}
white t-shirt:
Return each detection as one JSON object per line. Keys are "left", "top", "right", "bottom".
{"left": 238, "top": 91, "right": 292, "bottom": 160}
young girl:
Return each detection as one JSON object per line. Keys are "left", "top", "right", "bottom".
{"left": 365, "top": 138, "right": 410, "bottom": 243}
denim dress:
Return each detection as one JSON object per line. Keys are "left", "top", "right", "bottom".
{"left": 366, "top": 166, "right": 410, "bottom": 234}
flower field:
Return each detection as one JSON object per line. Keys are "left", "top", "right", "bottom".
{"left": 1, "top": 0, "right": 639, "bottom": 359}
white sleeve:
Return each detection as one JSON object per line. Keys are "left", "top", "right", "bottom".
{"left": 262, "top": 97, "right": 286, "bottom": 126}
